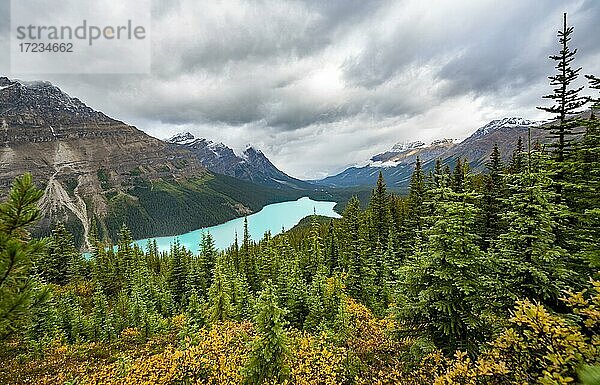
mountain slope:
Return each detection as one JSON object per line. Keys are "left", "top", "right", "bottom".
{"left": 0, "top": 77, "right": 302, "bottom": 248}
{"left": 317, "top": 138, "right": 455, "bottom": 188}
{"left": 167, "top": 132, "right": 313, "bottom": 189}
{"left": 435, "top": 117, "right": 545, "bottom": 170}
{"left": 315, "top": 117, "right": 547, "bottom": 190}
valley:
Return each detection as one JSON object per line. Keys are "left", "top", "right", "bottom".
{"left": 0, "top": 76, "right": 576, "bottom": 248}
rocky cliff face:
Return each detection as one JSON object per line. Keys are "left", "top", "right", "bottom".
{"left": 167, "top": 133, "right": 313, "bottom": 190}
{"left": 0, "top": 77, "right": 294, "bottom": 248}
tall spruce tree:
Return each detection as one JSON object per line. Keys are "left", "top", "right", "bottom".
{"left": 339, "top": 196, "right": 361, "bottom": 274}
{"left": 241, "top": 217, "right": 258, "bottom": 291}
{"left": 325, "top": 220, "right": 339, "bottom": 274}
{"left": 279, "top": 258, "right": 307, "bottom": 329}
{"left": 509, "top": 137, "right": 526, "bottom": 174}
{"left": 408, "top": 157, "right": 426, "bottom": 234}
{"left": 168, "top": 241, "right": 189, "bottom": 307}
{"left": 369, "top": 171, "right": 391, "bottom": 250}
{"left": 481, "top": 145, "right": 505, "bottom": 249}
{"left": 451, "top": 158, "right": 466, "bottom": 193}
{"left": 305, "top": 213, "right": 324, "bottom": 279}
{"left": 198, "top": 231, "right": 217, "bottom": 290}
{"left": 537, "top": 12, "right": 587, "bottom": 203}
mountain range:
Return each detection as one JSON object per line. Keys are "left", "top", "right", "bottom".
{"left": 166, "top": 132, "right": 312, "bottom": 190}
{"left": 1, "top": 76, "right": 574, "bottom": 248}
{"left": 314, "top": 117, "right": 548, "bottom": 190}
{"left": 0, "top": 77, "right": 308, "bottom": 247}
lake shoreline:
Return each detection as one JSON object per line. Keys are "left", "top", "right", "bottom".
{"left": 132, "top": 196, "right": 340, "bottom": 254}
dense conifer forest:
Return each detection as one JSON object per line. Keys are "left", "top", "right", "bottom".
{"left": 0, "top": 14, "right": 599, "bottom": 385}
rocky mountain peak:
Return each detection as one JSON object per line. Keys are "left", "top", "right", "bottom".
{"left": 0, "top": 77, "right": 100, "bottom": 118}
{"left": 243, "top": 145, "right": 264, "bottom": 156}
{"left": 167, "top": 132, "right": 196, "bottom": 145}
{"left": 472, "top": 117, "right": 540, "bottom": 139}
{"left": 390, "top": 140, "right": 426, "bottom": 152}
{"left": 431, "top": 138, "right": 454, "bottom": 146}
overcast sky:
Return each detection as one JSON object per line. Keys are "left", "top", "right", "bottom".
{"left": 1, "top": 0, "right": 599, "bottom": 179}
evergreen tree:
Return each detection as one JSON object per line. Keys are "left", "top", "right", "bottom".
{"left": 0, "top": 174, "right": 49, "bottom": 340}
{"left": 241, "top": 217, "right": 258, "bottom": 291}
{"left": 537, "top": 12, "right": 587, "bottom": 203}
{"left": 432, "top": 159, "right": 444, "bottom": 188}
{"left": 339, "top": 196, "right": 361, "bottom": 274}
{"left": 280, "top": 259, "right": 307, "bottom": 329}
{"left": 408, "top": 157, "right": 426, "bottom": 234}
{"left": 91, "top": 285, "right": 113, "bottom": 341}
{"left": 508, "top": 137, "right": 526, "bottom": 174}
{"left": 186, "top": 292, "right": 206, "bottom": 329}
{"left": 346, "top": 213, "right": 375, "bottom": 306}
{"left": 168, "top": 241, "right": 189, "bottom": 307}
{"left": 187, "top": 232, "right": 217, "bottom": 298}
{"left": 242, "top": 283, "right": 290, "bottom": 385}
{"left": 199, "top": 231, "right": 217, "bottom": 287}
{"left": 481, "top": 145, "right": 505, "bottom": 249}
{"left": 572, "top": 75, "right": 600, "bottom": 268}
{"left": 231, "top": 271, "right": 252, "bottom": 320}
{"left": 399, "top": 182, "right": 492, "bottom": 353}
{"left": 305, "top": 263, "right": 328, "bottom": 331}
{"left": 26, "top": 289, "right": 57, "bottom": 346}
{"left": 305, "top": 212, "right": 324, "bottom": 279}
{"left": 207, "top": 259, "right": 233, "bottom": 324}
{"left": 40, "top": 222, "right": 81, "bottom": 284}
{"left": 495, "top": 149, "right": 569, "bottom": 309}
{"left": 325, "top": 220, "right": 339, "bottom": 274}
{"left": 368, "top": 171, "right": 391, "bottom": 249}
{"left": 380, "top": 229, "right": 399, "bottom": 307}
{"left": 56, "top": 292, "right": 85, "bottom": 343}
{"left": 451, "top": 158, "right": 466, "bottom": 193}
{"left": 116, "top": 224, "right": 135, "bottom": 277}
{"left": 130, "top": 274, "right": 160, "bottom": 339}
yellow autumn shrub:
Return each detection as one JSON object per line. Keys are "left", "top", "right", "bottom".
{"left": 435, "top": 278, "right": 600, "bottom": 385}
{"left": 287, "top": 331, "right": 346, "bottom": 385}
{"left": 84, "top": 320, "right": 254, "bottom": 385}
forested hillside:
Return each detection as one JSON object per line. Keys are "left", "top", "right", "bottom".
{"left": 0, "top": 14, "right": 599, "bottom": 385}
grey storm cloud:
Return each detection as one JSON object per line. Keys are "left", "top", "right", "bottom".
{"left": 1, "top": 0, "right": 599, "bottom": 178}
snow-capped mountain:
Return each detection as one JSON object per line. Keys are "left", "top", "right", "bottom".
{"left": 315, "top": 117, "right": 549, "bottom": 190}
{"left": 471, "top": 117, "right": 541, "bottom": 139}
{"left": 371, "top": 139, "right": 455, "bottom": 165}
{"left": 390, "top": 140, "right": 426, "bottom": 152}
{"left": 317, "top": 138, "right": 455, "bottom": 188}
{"left": 167, "top": 132, "right": 197, "bottom": 145}
{"left": 167, "top": 133, "right": 312, "bottom": 190}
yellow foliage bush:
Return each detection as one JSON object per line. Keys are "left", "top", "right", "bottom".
{"left": 287, "top": 332, "right": 346, "bottom": 385}
{"left": 85, "top": 320, "right": 254, "bottom": 385}
{"left": 433, "top": 279, "right": 600, "bottom": 385}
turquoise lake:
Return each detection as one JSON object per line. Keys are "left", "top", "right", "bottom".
{"left": 133, "top": 197, "right": 340, "bottom": 253}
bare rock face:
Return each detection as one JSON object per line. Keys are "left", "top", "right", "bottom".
{"left": 0, "top": 77, "right": 207, "bottom": 247}
{"left": 167, "top": 133, "right": 313, "bottom": 190}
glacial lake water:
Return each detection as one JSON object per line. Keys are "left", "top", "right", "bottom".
{"left": 133, "top": 197, "right": 340, "bottom": 253}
